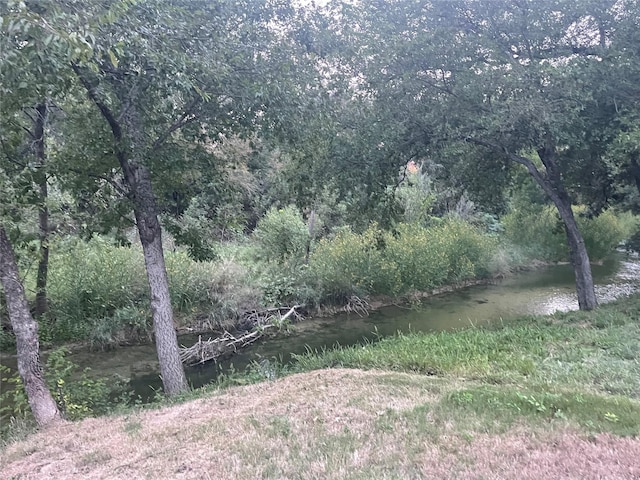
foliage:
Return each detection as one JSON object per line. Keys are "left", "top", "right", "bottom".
{"left": 0, "top": 348, "right": 131, "bottom": 428}
{"left": 307, "top": 219, "right": 498, "bottom": 302}
{"left": 0, "top": 365, "right": 30, "bottom": 420}
{"left": 503, "top": 206, "right": 635, "bottom": 262}
{"left": 253, "top": 206, "right": 309, "bottom": 265}
{"left": 38, "top": 236, "right": 262, "bottom": 343}
{"left": 44, "top": 236, "right": 148, "bottom": 342}
{"left": 87, "top": 307, "right": 150, "bottom": 351}
{"left": 44, "top": 348, "right": 130, "bottom": 420}
{"left": 308, "top": 224, "right": 394, "bottom": 302}
{"left": 395, "top": 166, "right": 436, "bottom": 225}
{"left": 578, "top": 209, "right": 637, "bottom": 260}
{"left": 259, "top": 266, "right": 318, "bottom": 307}
{"left": 178, "top": 257, "right": 262, "bottom": 330}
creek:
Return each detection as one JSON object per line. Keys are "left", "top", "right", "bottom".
{"left": 1, "top": 252, "right": 639, "bottom": 401}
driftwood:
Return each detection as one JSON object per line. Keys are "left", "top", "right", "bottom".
{"left": 179, "top": 305, "right": 304, "bottom": 366}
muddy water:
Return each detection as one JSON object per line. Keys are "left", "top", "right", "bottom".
{"left": 2, "top": 253, "right": 639, "bottom": 400}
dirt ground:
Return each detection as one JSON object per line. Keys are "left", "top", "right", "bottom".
{"left": 2, "top": 369, "right": 639, "bottom": 480}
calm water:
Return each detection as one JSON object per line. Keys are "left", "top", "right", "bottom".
{"left": 2, "top": 253, "right": 639, "bottom": 399}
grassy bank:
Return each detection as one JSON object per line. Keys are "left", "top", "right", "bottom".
{"left": 291, "top": 294, "right": 640, "bottom": 437}
{"left": 2, "top": 295, "right": 639, "bottom": 479}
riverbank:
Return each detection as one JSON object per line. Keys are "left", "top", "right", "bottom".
{"left": 2, "top": 294, "right": 639, "bottom": 479}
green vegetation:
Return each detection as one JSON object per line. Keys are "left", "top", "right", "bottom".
{"left": 1, "top": 347, "right": 132, "bottom": 437}
{"left": 22, "top": 236, "right": 260, "bottom": 348}
{"left": 2, "top": 0, "right": 640, "bottom": 428}
{"left": 503, "top": 205, "right": 637, "bottom": 262}
{"left": 291, "top": 294, "right": 640, "bottom": 436}
{"left": 2, "top": 203, "right": 636, "bottom": 351}
{"left": 308, "top": 219, "right": 498, "bottom": 302}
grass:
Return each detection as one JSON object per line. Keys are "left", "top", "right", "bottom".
{"left": 3, "top": 369, "right": 638, "bottom": 479}
{"left": 293, "top": 294, "right": 640, "bottom": 400}
{"left": 1, "top": 295, "right": 639, "bottom": 479}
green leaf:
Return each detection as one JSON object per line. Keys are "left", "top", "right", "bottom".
{"left": 107, "top": 49, "right": 118, "bottom": 68}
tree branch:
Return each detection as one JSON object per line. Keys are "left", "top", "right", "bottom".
{"left": 64, "top": 166, "right": 129, "bottom": 197}
{"left": 465, "top": 136, "right": 546, "bottom": 184}
{"left": 151, "top": 97, "right": 201, "bottom": 151}
{"left": 72, "top": 63, "right": 123, "bottom": 143}
{"left": 71, "top": 62, "right": 136, "bottom": 187}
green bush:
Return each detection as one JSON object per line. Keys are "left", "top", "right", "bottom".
{"left": 503, "top": 206, "right": 636, "bottom": 262}
{"left": 436, "top": 218, "right": 497, "bottom": 280}
{"left": 502, "top": 206, "right": 567, "bottom": 261}
{"left": 308, "top": 220, "right": 498, "bottom": 301}
{"left": 46, "top": 236, "right": 148, "bottom": 342}
{"left": 382, "top": 223, "right": 449, "bottom": 291}
{"left": 253, "top": 206, "right": 309, "bottom": 264}
{"left": 577, "top": 209, "right": 636, "bottom": 260}
{"left": 43, "top": 235, "right": 262, "bottom": 343}
{"left": 87, "top": 307, "right": 150, "bottom": 350}
{"left": 308, "top": 225, "right": 399, "bottom": 301}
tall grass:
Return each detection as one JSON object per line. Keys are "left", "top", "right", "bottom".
{"left": 42, "top": 236, "right": 260, "bottom": 346}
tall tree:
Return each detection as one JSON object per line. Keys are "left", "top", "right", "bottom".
{"left": 335, "top": 0, "right": 639, "bottom": 310}
{"left": 3, "top": 0, "right": 308, "bottom": 394}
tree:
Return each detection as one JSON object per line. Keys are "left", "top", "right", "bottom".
{"left": 335, "top": 0, "right": 640, "bottom": 310}
{"left": 3, "top": 0, "right": 311, "bottom": 394}
{"left": 0, "top": 226, "right": 61, "bottom": 426}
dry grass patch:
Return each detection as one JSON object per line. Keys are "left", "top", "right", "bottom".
{"left": 1, "top": 369, "right": 639, "bottom": 480}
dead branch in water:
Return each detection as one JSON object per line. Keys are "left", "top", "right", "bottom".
{"left": 344, "top": 295, "right": 371, "bottom": 317}
{"left": 180, "top": 305, "right": 304, "bottom": 366}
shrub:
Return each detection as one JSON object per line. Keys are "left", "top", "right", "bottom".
{"left": 308, "top": 225, "right": 399, "bottom": 301}
{"left": 382, "top": 223, "right": 449, "bottom": 291}
{"left": 503, "top": 206, "right": 636, "bottom": 262}
{"left": 43, "top": 235, "right": 263, "bottom": 342}
{"left": 502, "top": 206, "right": 567, "bottom": 261}
{"left": 201, "top": 259, "right": 262, "bottom": 328}
{"left": 437, "top": 218, "right": 497, "bottom": 280}
{"left": 253, "top": 206, "right": 309, "bottom": 264}
{"left": 577, "top": 209, "right": 636, "bottom": 260}
{"left": 308, "top": 220, "right": 498, "bottom": 301}
{"left": 46, "top": 236, "right": 148, "bottom": 342}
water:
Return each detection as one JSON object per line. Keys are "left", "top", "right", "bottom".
{"left": 2, "top": 253, "right": 639, "bottom": 399}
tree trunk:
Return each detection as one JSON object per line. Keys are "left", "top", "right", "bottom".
{"left": 630, "top": 154, "right": 640, "bottom": 197}
{"left": 533, "top": 143, "right": 598, "bottom": 311}
{"left": 126, "top": 162, "right": 189, "bottom": 396}
{"left": 553, "top": 199, "right": 598, "bottom": 310}
{"left": 73, "top": 65, "right": 189, "bottom": 396}
{"left": 33, "top": 103, "right": 49, "bottom": 318}
{"left": 0, "top": 226, "right": 60, "bottom": 426}
{"left": 467, "top": 136, "right": 598, "bottom": 310}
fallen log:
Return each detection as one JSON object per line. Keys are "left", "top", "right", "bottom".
{"left": 180, "top": 305, "right": 303, "bottom": 366}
